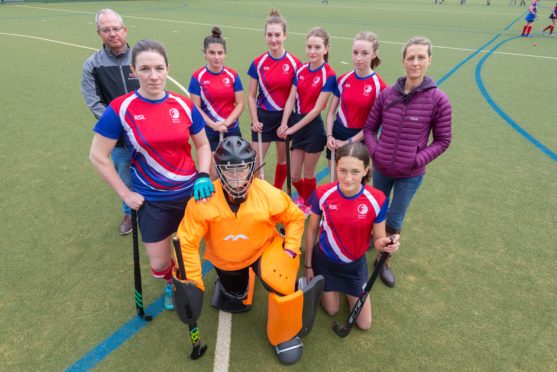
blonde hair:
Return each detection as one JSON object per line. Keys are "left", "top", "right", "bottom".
{"left": 354, "top": 31, "right": 381, "bottom": 69}
{"left": 307, "top": 27, "right": 330, "bottom": 62}
{"left": 403, "top": 36, "right": 432, "bottom": 58}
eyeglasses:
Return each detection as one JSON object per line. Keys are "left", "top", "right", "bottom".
{"left": 98, "top": 26, "right": 125, "bottom": 34}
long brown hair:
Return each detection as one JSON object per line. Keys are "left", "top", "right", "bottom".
{"left": 354, "top": 31, "right": 381, "bottom": 70}
{"left": 307, "top": 27, "right": 330, "bottom": 63}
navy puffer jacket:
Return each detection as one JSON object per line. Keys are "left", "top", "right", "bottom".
{"left": 363, "top": 76, "right": 452, "bottom": 178}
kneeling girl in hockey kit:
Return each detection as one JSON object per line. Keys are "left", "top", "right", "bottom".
{"left": 174, "top": 136, "right": 324, "bottom": 364}
{"left": 304, "top": 142, "right": 400, "bottom": 330}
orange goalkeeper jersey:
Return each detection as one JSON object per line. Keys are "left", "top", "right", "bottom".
{"left": 176, "top": 178, "right": 305, "bottom": 290}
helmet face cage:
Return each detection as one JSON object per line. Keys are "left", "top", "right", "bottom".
{"left": 216, "top": 161, "right": 256, "bottom": 200}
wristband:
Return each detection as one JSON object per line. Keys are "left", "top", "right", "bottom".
{"left": 304, "top": 265, "right": 312, "bottom": 269}
{"left": 327, "top": 135, "right": 333, "bottom": 138}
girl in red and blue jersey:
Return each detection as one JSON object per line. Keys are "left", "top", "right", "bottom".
{"left": 541, "top": 3, "right": 557, "bottom": 36}
{"left": 277, "top": 27, "right": 336, "bottom": 212}
{"left": 247, "top": 9, "right": 301, "bottom": 188}
{"left": 189, "top": 26, "right": 245, "bottom": 179}
{"left": 304, "top": 143, "right": 399, "bottom": 330}
{"left": 325, "top": 31, "right": 387, "bottom": 180}
{"left": 90, "top": 40, "right": 214, "bottom": 311}
{"left": 521, "top": 1, "right": 538, "bottom": 36}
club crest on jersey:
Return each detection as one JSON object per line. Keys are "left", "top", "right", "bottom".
{"left": 222, "top": 77, "right": 231, "bottom": 86}
{"left": 363, "top": 85, "right": 373, "bottom": 96}
{"left": 312, "top": 76, "right": 321, "bottom": 87}
{"left": 282, "top": 64, "right": 290, "bottom": 74}
{"left": 357, "top": 204, "right": 369, "bottom": 215}
{"left": 169, "top": 108, "right": 181, "bottom": 123}
{"left": 134, "top": 114, "right": 146, "bottom": 120}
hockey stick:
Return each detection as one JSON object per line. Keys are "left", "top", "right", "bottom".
{"left": 332, "top": 239, "right": 393, "bottom": 337}
{"left": 257, "top": 131, "right": 265, "bottom": 180}
{"left": 131, "top": 209, "right": 152, "bottom": 321}
{"left": 285, "top": 136, "right": 292, "bottom": 197}
{"left": 330, "top": 147, "right": 335, "bottom": 182}
{"left": 219, "top": 131, "right": 224, "bottom": 143}
{"left": 172, "top": 237, "right": 208, "bottom": 360}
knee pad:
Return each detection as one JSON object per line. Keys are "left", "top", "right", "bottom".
{"left": 258, "top": 235, "right": 299, "bottom": 296}
{"left": 171, "top": 267, "right": 203, "bottom": 324}
{"left": 266, "top": 275, "right": 325, "bottom": 346}
{"left": 211, "top": 278, "right": 251, "bottom": 313}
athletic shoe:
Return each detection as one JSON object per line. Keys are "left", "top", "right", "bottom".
{"left": 164, "top": 283, "right": 174, "bottom": 310}
{"left": 119, "top": 214, "right": 132, "bottom": 235}
{"left": 550, "top": 34, "right": 555, "bottom": 37}
{"left": 526, "top": 34, "right": 533, "bottom": 37}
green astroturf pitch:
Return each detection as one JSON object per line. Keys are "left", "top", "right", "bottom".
{"left": 1, "top": 0, "right": 556, "bottom": 371}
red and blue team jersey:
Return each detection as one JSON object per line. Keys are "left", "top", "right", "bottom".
{"left": 188, "top": 66, "right": 243, "bottom": 135}
{"left": 247, "top": 51, "right": 301, "bottom": 112}
{"left": 333, "top": 70, "right": 387, "bottom": 129}
{"left": 309, "top": 182, "right": 387, "bottom": 263}
{"left": 94, "top": 90, "right": 205, "bottom": 201}
{"left": 293, "top": 62, "right": 336, "bottom": 115}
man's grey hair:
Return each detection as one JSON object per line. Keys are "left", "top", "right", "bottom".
{"left": 95, "top": 9, "right": 124, "bottom": 29}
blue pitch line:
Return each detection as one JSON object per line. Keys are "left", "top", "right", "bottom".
{"left": 66, "top": 260, "right": 214, "bottom": 371}
{"left": 437, "top": 12, "right": 525, "bottom": 86}
{"left": 474, "top": 36, "right": 557, "bottom": 163}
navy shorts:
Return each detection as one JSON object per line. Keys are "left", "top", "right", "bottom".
{"left": 289, "top": 113, "right": 327, "bottom": 153}
{"left": 312, "top": 245, "right": 368, "bottom": 297}
{"left": 325, "top": 120, "right": 362, "bottom": 160}
{"left": 207, "top": 126, "right": 242, "bottom": 152}
{"left": 251, "top": 108, "right": 285, "bottom": 143}
{"left": 137, "top": 197, "right": 189, "bottom": 243}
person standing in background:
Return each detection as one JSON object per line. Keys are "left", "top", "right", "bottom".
{"left": 81, "top": 9, "right": 138, "bottom": 235}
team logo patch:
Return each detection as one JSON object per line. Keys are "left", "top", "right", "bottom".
{"left": 223, "top": 234, "right": 249, "bottom": 241}
{"left": 357, "top": 204, "right": 368, "bottom": 215}
{"left": 223, "top": 77, "right": 231, "bottom": 85}
{"left": 134, "top": 114, "right": 146, "bottom": 120}
{"left": 363, "top": 85, "right": 372, "bottom": 96}
{"left": 169, "top": 108, "right": 180, "bottom": 119}
{"left": 282, "top": 64, "right": 290, "bottom": 74}
{"left": 312, "top": 76, "right": 321, "bottom": 87}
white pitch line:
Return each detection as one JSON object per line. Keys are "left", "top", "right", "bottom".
{"left": 14, "top": 4, "right": 557, "bottom": 61}
{"left": 0, "top": 32, "right": 190, "bottom": 95}
{"left": 213, "top": 311, "right": 232, "bottom": 372}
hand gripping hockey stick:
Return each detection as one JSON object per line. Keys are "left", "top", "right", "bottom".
{"left": 172, "top": 237, "right": 208, "bottom": 360}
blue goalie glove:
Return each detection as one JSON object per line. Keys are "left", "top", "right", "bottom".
{"left": 193, "top": 172, "right": 215, "bottom": 201}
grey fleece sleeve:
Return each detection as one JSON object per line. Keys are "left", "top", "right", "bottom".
{"left": 81, "top": 58, "right": 106, "bottom": 120}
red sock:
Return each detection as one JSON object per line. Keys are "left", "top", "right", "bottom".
{"left": 273, "top": 163, "right": 287, "bottom": 189}
{"left": 550, "top": 25, "right": 555, "bottom": 34}
{"left": 151, "top": 259, "right": 175, "bottom": 284}
{"left": 543, "top": 25, "right": 551, "bottom": 32}
{"left": 293, "top": 179, "right": 304, "bottom": 200}
{"left": 527, "top": 25, "right": 533, "bottom": 35}
{"left": 522, "top": 25, "right": 529, "bottom": 34}
{"left": 303, "top": 178, "right": 316, "bottom": 204}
